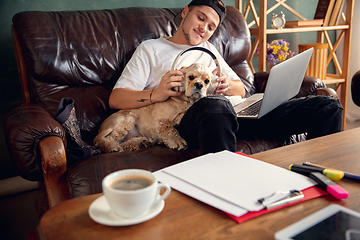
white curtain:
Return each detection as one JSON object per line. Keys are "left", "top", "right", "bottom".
{"left": 338, "top": 0, "right": 360, "bottom": 123}
{"left": 346, "top": 0, "right": 360, "bottom": 123}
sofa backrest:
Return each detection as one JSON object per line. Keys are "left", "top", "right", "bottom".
{"left": 12, "top": 6, "right": 253, "bottom": 141}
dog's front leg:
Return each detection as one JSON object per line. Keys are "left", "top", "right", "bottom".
{"left": 156, "top": 120, "right": 187, "bottom": 150}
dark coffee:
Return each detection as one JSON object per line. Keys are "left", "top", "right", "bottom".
{"left": 110, "top": 176, "right": 153, "bottom": 190}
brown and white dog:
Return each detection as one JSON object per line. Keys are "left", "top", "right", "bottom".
{"left": 94, "top": 63, "right": 218, "bottom": 153}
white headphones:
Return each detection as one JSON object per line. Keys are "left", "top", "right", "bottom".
{"left": 171, "top": 47, "right": 221, "bottom": 92}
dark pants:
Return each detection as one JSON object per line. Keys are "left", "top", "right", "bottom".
{"left": 178, "top": 95, "right": 343, "bottom": 155}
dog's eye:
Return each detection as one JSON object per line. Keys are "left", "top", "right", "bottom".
{"left": 189, "top": 75, "right": 195, "bottom": 81}
{"left": 205, "top": 79, "right": 210, "bottom": 84}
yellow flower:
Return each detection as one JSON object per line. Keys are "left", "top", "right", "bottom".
{"left": 271, "top": 45, "right": 280, "bottom": 54}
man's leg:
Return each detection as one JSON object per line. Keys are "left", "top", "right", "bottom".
{"left": 236, "top": 95, "right": 343, "bottom": 141}
{"left": 178, "top": 95, "right": 239, "bottom": 155}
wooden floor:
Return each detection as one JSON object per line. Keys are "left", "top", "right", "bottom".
{"left": 1, "top": 120, "right": 360, "bottom": 240}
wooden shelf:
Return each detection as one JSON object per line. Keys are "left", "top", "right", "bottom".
{"left": 250, "top": 24, "right": 350, "bottom": 35}
{"left": 323, "top": 76, "right": 346, "bottom": 85}
{"left": 237, "top": 0, "right": 354, "bottom": 129}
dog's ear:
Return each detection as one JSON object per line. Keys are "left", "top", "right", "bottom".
{"left": 206, "top": 74, "right": 219, "bottom": 95}
{"left": 172, "top": 66, "right": 188, "bottom": 92}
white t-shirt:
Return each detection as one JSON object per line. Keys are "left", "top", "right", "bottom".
{"left": 113, "top": 37, "right": 240, "bottom": 91}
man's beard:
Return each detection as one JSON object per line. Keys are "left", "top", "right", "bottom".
{"left": 181, "top": 15, "right": 196, "bottom": 46}
{"left": 182, "top": 29, "right": 195, "bottom": 46}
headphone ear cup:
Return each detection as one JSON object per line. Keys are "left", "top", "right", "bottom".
{"left": 206, "top": 75, "right": 219, "bottom": 95}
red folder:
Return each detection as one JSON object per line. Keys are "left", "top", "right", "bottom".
{"left": 226, "top": 186, "right": 327, "bottom": 223}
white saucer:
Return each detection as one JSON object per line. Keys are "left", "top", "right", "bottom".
{"left": 88, "top": 195, "right": 165, "bottom": 226}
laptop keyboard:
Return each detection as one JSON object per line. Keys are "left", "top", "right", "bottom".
{"left": 237, "top": 99, "right": 263, "bottom": 116}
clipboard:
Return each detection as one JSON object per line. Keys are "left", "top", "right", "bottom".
{"left": 155, "top": 151, "right": 328, "bottom": 223}
{"left": 226, "top": 186, "right": 328, "bottom": 223}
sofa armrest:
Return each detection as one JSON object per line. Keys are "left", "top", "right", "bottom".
{"left": 313, "top": 87, "right": 338, "bottom": 98}
{"left": 4, "top": 103, "right": 67, "bottom": 182}
{"left": 296, "top": 76, "right": 337, "bottom": 98}
{"left": 253, "top": 72, "right": 338, "bottom": 98}
{"left": 40, "top": 136, "right": 70, "bottom": 207}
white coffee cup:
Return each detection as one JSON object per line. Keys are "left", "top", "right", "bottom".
{"left": 102, "top": 169, "right": 171, "bottom": 218}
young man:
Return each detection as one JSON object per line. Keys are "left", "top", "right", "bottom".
{"left": 109, "top": 0, "right": 343, "bottom": 154}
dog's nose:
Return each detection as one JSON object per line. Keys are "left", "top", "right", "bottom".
{"left": 194, "top": 82, "right": 203, "bottom": 89}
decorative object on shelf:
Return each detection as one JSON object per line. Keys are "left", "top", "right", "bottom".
{"left": 299, "top": 43, "right": 328, "bottom": 80}
{"left": 257, "top": 39, "right": 296, "bottom": 70}
{"left": 285, "top": 19, "right": 324, "bottom": 28}
{"left": 271, "top": 12, "right": 286, "bottom": 29}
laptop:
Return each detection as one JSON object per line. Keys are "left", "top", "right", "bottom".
{"left": 234, "top": 47, "right": 314, "bottom": 119}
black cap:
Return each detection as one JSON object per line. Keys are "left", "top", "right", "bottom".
{"left": 174, "top": 0, "right": 226, "bottom": 27}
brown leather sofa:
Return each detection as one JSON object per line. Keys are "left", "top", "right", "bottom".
{"left": 5, "top": 6, "right": 337, "bottom": 216}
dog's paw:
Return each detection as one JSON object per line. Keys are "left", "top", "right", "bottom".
{"left": 94, "top": 138, "right": 124, "bottom": 153}
{"left": 120, "top": 137, "right": 154, "bottom": 152}
{"left": 120, "top": 143, "right": 140, "bottom": 152}
{"left": 165, "top": 136, "right": 188, "bottom": 151}
{"left": 139, "top": 138, "right": 155, "bottom": 148}
{"left": 104, "top": 145, "right": 124, "bottom": 153}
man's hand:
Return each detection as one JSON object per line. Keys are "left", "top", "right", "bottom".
{"left": 214, "top": 72, "right": 230, "bottom": 95}
{"left": 151, "top": 70, "right": 184, "bottom": 102}
{"left": 212, "top": 69, "right": 246, "bottom": 97}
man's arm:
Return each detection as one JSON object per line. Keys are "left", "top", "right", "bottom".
{"left": 109, "top": 72, "right": 246, "bottom": 110}
{"left": 109, "top": 70, "right": 185, "bottom": 110}
{"left": 109, "top": 88, "right": 154, "bottom": 109}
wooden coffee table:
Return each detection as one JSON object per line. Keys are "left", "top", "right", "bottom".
{"left": 32, "top": 128, "right": 360, "bottom": 240}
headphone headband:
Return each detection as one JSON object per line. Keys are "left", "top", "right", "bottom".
{"left": 171, "top": 47, "right": 221, "bottom": 77}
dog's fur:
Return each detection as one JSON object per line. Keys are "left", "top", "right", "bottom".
{"left": 94, "top": 63, "right": 217, "bottom": 153}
